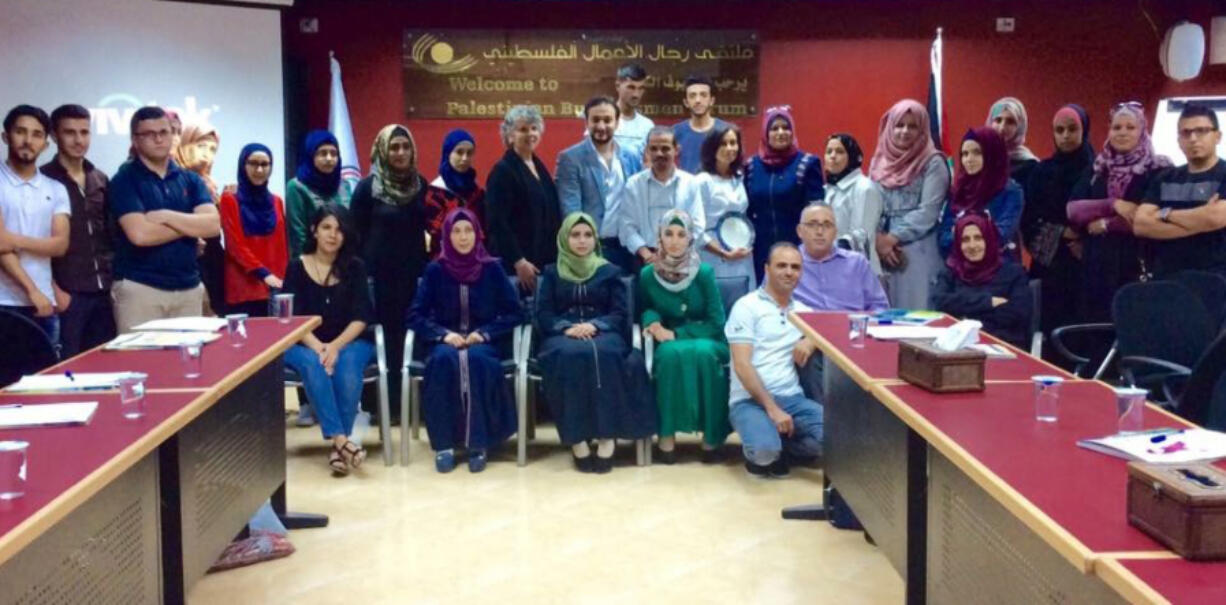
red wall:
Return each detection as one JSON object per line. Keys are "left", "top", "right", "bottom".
{"left": 283, "top": 0, "right": 1225, "bottom": 178}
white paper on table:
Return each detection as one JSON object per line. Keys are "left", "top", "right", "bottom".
{"left": 105, "top": 331, "right": 219, "bottom": 350}
{"left": 1078, "top": 428, "right": 1226, "bottom": 463}
{"left": 4, "top": 372, "right": 138, "bottom": 393}
{"left": 0, "top": 401, "right": 98, "bottom": 428}
{"left": 131, "top": 316, "right": 227, "bottom": 332}
{"left": 866, "top": 326, "right": 948, "bottom": 341}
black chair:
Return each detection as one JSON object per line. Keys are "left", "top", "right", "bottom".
{"left": 520, "top": 273, "right": 647, "bottom": 466}
{"left": 1172, "top": 270, "right": 1226, "bottom": 332}
{"left": 401, "top": 275, "right": 521, "bottom": 466}
{"left": 1112, "top": 281, "right": 1216, "bottom": 400}
{"left": 0, "top": 309, "right": 57, "bottom": 387}
{"left": 1136, "top": 328, "right": 1226, "bottom": 430}
{"left": 1027, "top": 279, "right": 1042, "bottom": 357}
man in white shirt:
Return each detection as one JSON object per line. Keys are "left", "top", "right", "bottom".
{"left": 613, "top": 63, "right": 653, "bottom": 160}
{"left": 726, "top": 242, "right": 823, "bottom": 478}
{"left": 0, "top": 105, "right": 71, "bottom": 347}
{"left": 619, "top": 126, "right": 705, "bottom": 266}
{"left": 556, "top": 96, "right": 642, "bottom": 273}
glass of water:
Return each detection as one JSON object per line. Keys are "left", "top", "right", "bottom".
{"left": 118, "top": 373, "right": 148, "bottom": 419}
{"left": 1032, "top": 375, "right": 1064, "bottom": 423}
{"left": 849, "top": 314, "right": 870, "bottom": 348}
{"left": 0, "top": 440, "right": 29, "bottom": 500}
{"left": 1114, "top": 387, "right": 1148, "bottom": 434}
{"left": 179, "top": 341, "right": 204, "bottom": 379}
{"left": 225, "top": 313, "right": 249, "bottom": 348}
{"left": 273, "top": 293, "right": 294, "bottom": 324}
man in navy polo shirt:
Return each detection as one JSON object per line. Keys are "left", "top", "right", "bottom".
{"left": 107, "top": 106, "right": 219, "bottom": 332}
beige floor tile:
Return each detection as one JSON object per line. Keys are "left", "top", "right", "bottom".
{"left": 186, "top": 399, "right": 904, "bottom": 603}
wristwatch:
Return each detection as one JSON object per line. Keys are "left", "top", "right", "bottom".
{"left": 1160, "top": 207, "right": 1173, "bottom": 223}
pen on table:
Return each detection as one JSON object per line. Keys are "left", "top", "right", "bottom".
{"left": 1150, "top": 430, "right": 1186, "bottom": 443}
{"left": 0, "top": 403, "right": 22, "bottom": 409}
{"left": 64, "top": 371, "right": 75, "bottom": 382}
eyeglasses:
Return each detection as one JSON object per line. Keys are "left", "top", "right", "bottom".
{"left": 1113, "top": 101, "right": 1144, "bottom": 111}
{"left": 133, "top": 129, "right": 171, "bottom": 140}
{"left": 1178, "top": 127, "right": 1218, "bottom": 140}
{"left": 801, "top": 220, "right": 836, "bottom": 231}
{"left": 766, "top": 105, "right": 792, "bottom": 114}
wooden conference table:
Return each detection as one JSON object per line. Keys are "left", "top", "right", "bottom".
{"left": 793, "top": 312, "right": 1226, "bottom": 605}
{"left": 0, "top": 316, "right": 317, "bottom": 604}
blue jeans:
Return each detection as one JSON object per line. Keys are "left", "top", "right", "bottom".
{"left": 729, "top": 394, "right": 824, "bottom": 466}
{"left": 284, "top": 340, "right": 375, "bottom": 439}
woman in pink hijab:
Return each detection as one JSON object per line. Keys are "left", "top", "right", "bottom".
{"left": 869, "top": 99, "right": 951, "bottom": 309}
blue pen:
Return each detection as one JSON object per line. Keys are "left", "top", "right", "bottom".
{"left": 64, "top": 371, "right": 75, "bottom": 382}
{"left": 1150, "top": 430, "right": 1185, "bottom": 443}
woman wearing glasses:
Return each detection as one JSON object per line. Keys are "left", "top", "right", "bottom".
{"left": 218, "top": 143, "right": 287, "bottom": 317}
{"left": 744, "top": 106, "right": 825, "bottom": 282}
{"left": 1067, "top": 102, "right": 1171, "bottom": 321}
{"left": 869, "top": 99, "right": 950, "bottom": 310}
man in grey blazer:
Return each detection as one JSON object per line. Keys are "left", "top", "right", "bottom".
{"left": 556, "top": 96, "right": 643, "bottom": 273}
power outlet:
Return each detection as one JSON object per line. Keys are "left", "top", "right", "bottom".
{"left": 996, "top": 17, "right": 1016, "bottom": 33}
{"left": 299, "top": 18, "right": 319, "bottom": 34}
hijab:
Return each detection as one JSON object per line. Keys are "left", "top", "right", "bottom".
{"left": 556, "top": 212, "right": 608, "bottom": 283}
{"left": 869, "top": 99, "right": 941, "bottom": 189}
{"left": 950, "top": 127, "right": 1010, "bottom": 215}
{"left": 1035, "top": 104, "right": 1097, "bottom": 204}
{"left": 758, "top": 107, "right": 800, "bottom": 168}
{"left": 986, "top": 97, "right": 1039, "bottom": 163}
{"left": 174, "top": 123, "right": 220, "bottom": 200}
{"left": 235, "top": 143, "right": 277, "bottom": 236}
{"left": 1092, "top": 103, "right": 1173, "bottom": 200}
{"left": 653, "top": 209, "right": 702, "bottom": 293}
{"left": 438, "top": 129, "right": 478, "bottom": 196}
{"left": 295, "top": 129, "right": 342, "bottom": 197}
{"left": 825, "top": 133, "right": 864, "bottom": 186}
{"left": 947, "top": 212, "right": 1003, "bottom": 286}
{"left": 370, "top": 124, "right": 422, "bottom": 205}
{"left": 438, "top": 208, "right": 497, "bottom": 284}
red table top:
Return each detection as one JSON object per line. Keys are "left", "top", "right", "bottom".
{"left": 881, "top": 380, "right": 1194, "bottom": 556}
{"left": 1112, "top": 557, "right": 1226, "bottom": 604}
{"left": 0, "top": 391, "right": 199, "bottom": 536}
{"left": 0, "top": 316, "right": 316, "bottom": 565}
{"left": 43, "top": 317, "right": 316, "bottom": 391}
{"left": 794, "top": 311, "right": 1072, "bottom": 383}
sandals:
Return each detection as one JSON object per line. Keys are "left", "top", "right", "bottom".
{"left": 329, "top": 446, "right": 348, "bottom": 475}
{"left": 329, "top": 440, "right": 366, "bottom": 475}
{"left": 339, "top": 440, "right": 367, "bottom": 469}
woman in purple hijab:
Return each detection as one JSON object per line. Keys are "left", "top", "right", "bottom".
{"left": 931, "top": 212, "right": 1033, "bottom": 348}
{"left": 937, "top": 127, "right": 1024, "bottom": 259}
{"left": 408, "top": 208, "right": 524, "bottom": 474}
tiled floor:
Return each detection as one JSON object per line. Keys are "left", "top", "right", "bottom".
{"left": 188, "top": 397, "right": 904, "bottom": 604}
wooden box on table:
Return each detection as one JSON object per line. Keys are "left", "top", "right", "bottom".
{"left": 896, "top": 339, "right": 986, "bottom": 393}
{"left": 1127, "top": 461, "right": 1226, "bottom": 560}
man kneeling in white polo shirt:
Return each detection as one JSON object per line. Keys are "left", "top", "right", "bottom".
{"left": 725, "top": 242, "right": 823, "bottom": 478}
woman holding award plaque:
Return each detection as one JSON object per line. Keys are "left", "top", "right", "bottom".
{"left": 695, "top": 125, "right": 756, "bottom": 288}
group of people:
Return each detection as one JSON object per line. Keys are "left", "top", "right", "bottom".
{"left": 2, "top": 60, "right": 1224, "bottom": 478}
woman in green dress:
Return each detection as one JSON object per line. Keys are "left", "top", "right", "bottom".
{"left": 639, "top": 209, "right": 731, "bottom": 464}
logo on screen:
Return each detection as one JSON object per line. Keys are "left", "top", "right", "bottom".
{"left": 89, "top": 94, "right": 220, "bottom": 136}
{"left": 410, "top": 33, "right": 477, "bottom": 74}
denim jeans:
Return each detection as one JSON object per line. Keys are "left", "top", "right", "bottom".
{"left": 729, "top": 393, "right": 824, "bottom": 466}
{"left": 284, "top": 340, "right": 375, "bottom": 439}
{"left": 58, "top": 291, "right": 117, "bottom": 357}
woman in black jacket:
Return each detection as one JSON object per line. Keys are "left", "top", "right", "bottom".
{"left": 931, "top": 212, "right": 1032, "bottom": 348}
{"left": 484, "top": 105, "right": 561, "bottom": 295}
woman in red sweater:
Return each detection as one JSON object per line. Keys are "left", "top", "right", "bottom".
{"left": 220, "top": 143, "right": 289, "bottom": 317}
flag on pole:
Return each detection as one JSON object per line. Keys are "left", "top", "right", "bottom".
{"left": 329, "top": 51, "right": 361, "bottom": 188}
{"left": 927, "top": 28, "right": 951, "bottom": 156}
